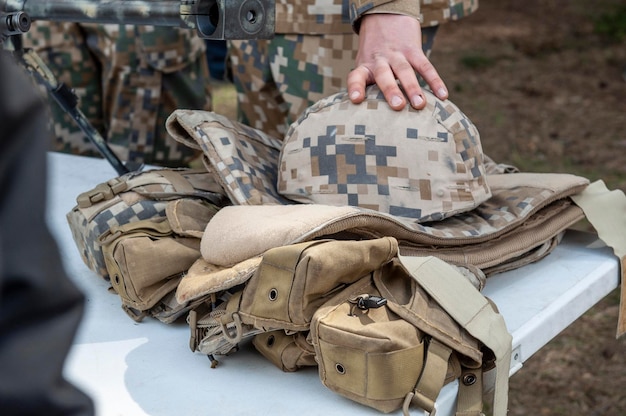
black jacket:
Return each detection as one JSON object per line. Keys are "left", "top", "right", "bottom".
{"left": 0, "top": 48, "right": 94, "bottom": 416}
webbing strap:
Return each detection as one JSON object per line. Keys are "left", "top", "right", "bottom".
{"left": 398, "top": 255, "right": 512, "bottom": 416}
{"left": 570, "top": 180, "right": 626, "bottom": 337}
{"left": 157, "top": 169, "right": 196, "bottom": 193}
{"left": 456, "top": 366, "right": 484, "bottom": 416}
{"left": 403, "top": 339, "right": 452, "bottom": 416}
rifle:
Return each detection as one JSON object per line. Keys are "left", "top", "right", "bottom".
{"left": 1, "top": 0, "right": 275, "bottom": 174}
{"left": 1, "top": 0, "right": 275, "bottom": 40}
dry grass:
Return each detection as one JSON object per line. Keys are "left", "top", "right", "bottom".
{"left": 210, "top": 80, "right": 238, "bottom": 121}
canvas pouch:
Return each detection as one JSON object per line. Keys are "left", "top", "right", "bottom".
{"left": 195, "top": 237, "right": 508, "bottom": 415}
{"left": 66, "top": 168, "right": 227, "bottom": 322}
{"left": 311, "top": 255, "right": 511, "bottom": 416}
{"left": 252, "top": 331, "right": 317, "bottom": 372}
{"left": 98, "top": 199, "right": 217, "bottom": 322}
{"left": 188, "top": 237, "right": 400, "bottom": 357}
{"left": 236, "top": 237, "right": 399, "bottom": 332}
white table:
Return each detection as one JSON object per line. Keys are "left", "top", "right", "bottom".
{"left": 46, "top": 152, "right": 620, "bottom": 416}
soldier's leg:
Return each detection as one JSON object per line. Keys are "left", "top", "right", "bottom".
{"left": 270, "top": 33, "right": 359, "bottom": 136}
{"left": 228, "top": 38, "right": 290, "bottom": 140}
{"left": 230, "top": 26, "right": 440, "bottom": 140}
{"left": 22, "top": 21, "right": 104, "bottom": 156}
{"left": 159, "top": 54, "right": 213, "bottom": 165}
{"left": 90, "top": 25, "right": 211, "bottom": 167}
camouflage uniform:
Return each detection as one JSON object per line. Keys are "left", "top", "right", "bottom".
{"left": 23, "top": 22, "right": 212, "bottom": 167}
{"left": 229, "top": 0, "right": 479, "bottom": 139}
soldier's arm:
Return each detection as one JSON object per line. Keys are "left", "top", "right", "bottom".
{"left": 346, "top": 0, "right": 448, "bottom": 111}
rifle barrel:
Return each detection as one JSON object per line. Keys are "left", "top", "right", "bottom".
{"left": 5, "top": 0, "right": 185, "bottom": 26}
{"left": 2, "top": 0, "right": 274, "bottom": 42}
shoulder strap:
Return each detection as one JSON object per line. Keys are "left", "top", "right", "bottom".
{"left": 570, "top": 180, "right": 626, "bottom": 337}
{"left": 398, "top": 255, "right": 512, "bottom": 416}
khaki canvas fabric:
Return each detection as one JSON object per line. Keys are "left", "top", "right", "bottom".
{"left": 188, "top": 236, "right": 507, "bottom": 415}
{"left": 236, "top": 238, "right": 399, "bottom": 332}
{"left": 99, "top": 216, "right": 201, "bottom": 322}
{"left": 252, "top": 331, "right": 317, "bottom": 372}
{"left": 309, "top": 252, "right": 503, "bottom": 415}
{"left": 570, "top": 180, "right": 626, "bottom": 337}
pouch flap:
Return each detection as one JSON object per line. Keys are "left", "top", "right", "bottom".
{"left": 166, "top": 109, "right": 290, "bottom": 206}
{"left": 166, "top": 199, "right": 220, "bottom": 238}
{"left": 238, "top": 237, "right": 398, "bottom": 331}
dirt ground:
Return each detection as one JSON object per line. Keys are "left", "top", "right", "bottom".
{"left": 431, "top": 0, "right": 626, "bottom": 193}
{"left": 427, "top": 1, "right": 626, "bottom": 415}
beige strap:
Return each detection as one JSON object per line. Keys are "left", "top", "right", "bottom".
{"left": 157, "top": 169, "right": 196, "bottom": 193}
{"left": 456, "top": 366, "right": 484, "bottom": 416}
{"left": 399, "top": 255, "right": 512, "bottom": 416}
{"left": 570, "top": 180, "right": 626, "bottom": 337}
{"left": 403, "top": 339, "right": 452, "bottom": 416}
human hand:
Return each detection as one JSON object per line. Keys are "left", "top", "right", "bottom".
{"left": 347, "top": 14, "right": 448, "bottom": 110}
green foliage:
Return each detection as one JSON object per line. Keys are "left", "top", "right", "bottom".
{"left": 459, "top": 53, "right": 497, "bottom": 70}
{"left": 593, "top": 5, "right": 626, "bottom": 42}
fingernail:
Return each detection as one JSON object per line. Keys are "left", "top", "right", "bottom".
{"left": 391, "top": 95, "right": 403, "bottom": 107}
{"left": 437, "top": 87, "right": 448, "bottom": 99}
{"left": 350, "top": 91, "right": 360, "bottom": 100}
{"left": 411, "top": 95, "right": 424, "bottom": 107}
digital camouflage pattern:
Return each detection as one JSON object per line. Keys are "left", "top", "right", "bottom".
{"left": 278, "top": 85, "right": 491, "bottom": 221}
{"left": 66, "top": 168, "right": 224, "bottom": 279}
{"left": 166, "top": 109, "right": 292, "bottom": 206}
{"left": 23, "top": 22, "right": 213, "bottom": 167}
{"left": 230, "top": 0, "right": 478, "bottom": 139}
{"left": 273, "top": 0, "right": 478, "bottom": 34}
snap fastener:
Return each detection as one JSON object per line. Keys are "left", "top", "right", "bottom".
{"left": 462, "top": 373, "right": 477, "bottom": 386}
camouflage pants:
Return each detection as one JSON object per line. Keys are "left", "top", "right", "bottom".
{"left": 229, "top": 26, "right": 438, "bottom": 140}
{"left": 23, "top": 22, "right": 213, "bottom": 167}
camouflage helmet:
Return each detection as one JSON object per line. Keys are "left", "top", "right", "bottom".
{"left": 277, "top": 85, "right": 492, "bottom": 222}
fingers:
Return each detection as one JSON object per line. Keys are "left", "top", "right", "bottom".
{"left": 347, "top": 14, "right": 450, "bottom": 111}
{"left": 393, "top": 58, "right": 426, "bottom": 109}
{"left": 347, "top": 65, "right": 372, "bottom": 105}
{"left": 412, "top": 57, "right": 448, "bottom": 101}
{"left": 348, "top": 57, "right": 415, "bottom": 111}
{"left": 371, "top": 57, "right": 410, "bottom": 110}
{"left": 349, "top": 57, "right": 427, "bottom": 111}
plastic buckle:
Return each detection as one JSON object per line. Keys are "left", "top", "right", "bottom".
{"left": 76, "top": 178, "right": 128, "bottom": 208}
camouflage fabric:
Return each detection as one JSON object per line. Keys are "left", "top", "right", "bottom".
{"left": 166, "top": 109, "right": 292, "bottom": 206}
{"left": 23, "top": 22, "right": 213, "bottom": 167}
{"left": 229, "top": 26, "right": 438, "bottom": 139}
{"left": 278, "top": 84, "right": 491, "bottom": 221}
{"left": 66, "top": 168, "right": 225, "bottom": 279}
{"left": 274, "top": 0, "right": 479, "bottom": 33}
